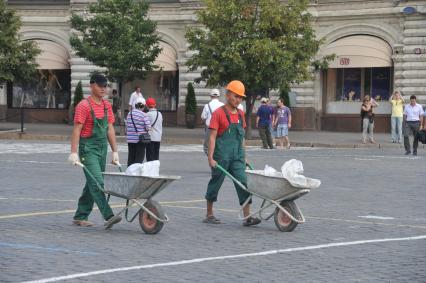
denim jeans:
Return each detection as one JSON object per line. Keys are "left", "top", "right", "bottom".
{"left": 391, "top": 116, "right": 403, "bottom": 142}
{"left": 362, "top": 118, "right": 374, "bottom": 141}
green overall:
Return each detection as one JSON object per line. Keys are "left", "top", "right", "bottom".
{"left": 74, "top": 99, "right": 114, "bottom": 221}
{"left": 206, "top": 106, "right": 251, "bottom": 205}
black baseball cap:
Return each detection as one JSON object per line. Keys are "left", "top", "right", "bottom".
{"left": 89, "top": 74, "right": 108, "bottom": 87}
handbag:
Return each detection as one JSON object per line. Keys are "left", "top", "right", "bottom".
{"left": 130, "top": 111, "right": 151, "bottom": 144}
{"left": 416, "top": 130, "right": 426, "bottom": 144}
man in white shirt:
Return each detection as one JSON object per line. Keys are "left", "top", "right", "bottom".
{"left": 403, "top": 95, "right": 424, "bottom": 156}
{"left": 201, "top": 89, "right": 224, "bottom": 155}
{"left": 128, "top": 86, "right": 146, "bottom": 112}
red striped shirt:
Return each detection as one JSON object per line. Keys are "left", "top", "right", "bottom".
{"left": 74, "top": 98, "right": 115, "bottom": 138}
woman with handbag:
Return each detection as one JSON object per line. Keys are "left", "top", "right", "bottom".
{"left": 126, "top": 97, "right": 151, "bottom": 166}
{"left": 360, "top": 95, "right": 379, "bottom": 144}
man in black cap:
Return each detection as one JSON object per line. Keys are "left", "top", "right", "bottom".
{"left": 68, "top": 74, "right": 122, "bottom": 229}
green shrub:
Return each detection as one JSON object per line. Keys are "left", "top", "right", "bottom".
{"left": 73, "top": 81, "right": 84, "bottom": 107}
{"left": 185, "top": 82, "right": 197, "bottom": 114}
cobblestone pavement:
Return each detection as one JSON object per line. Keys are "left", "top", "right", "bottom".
{"left": 0, "top": 141, "right": 425, "bottom": 283}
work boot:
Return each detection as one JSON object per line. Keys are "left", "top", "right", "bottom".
{"left": 72, "top": 219, "right": 94, "bottom": 227}
{"left": 104, "top": 215, "right": 122, "bottom": 230}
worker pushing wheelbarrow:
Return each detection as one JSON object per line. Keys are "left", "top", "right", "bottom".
{"left": 204, "top": 80, "right": 320, "bottom": 230}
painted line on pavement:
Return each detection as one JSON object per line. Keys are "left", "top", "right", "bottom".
{"left": 0, "top": 200, "right": 205, "bottom": 219}
{"left": 22, "top": 234, "right": 426, "bottom": 283}
{"left": 160, "top": 205, "right": 426, "bottom": 230}
{"left": 358, "top": 215, "right": 395, "bottom": 220}
{"left": 2, "top": 202, "right": 425, "bottom": 230}
{"left": 0, "top": 242, "right": 99, "bottom": 256}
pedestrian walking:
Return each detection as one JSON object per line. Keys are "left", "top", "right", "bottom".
{"left": 128, "top": 86, "right": 146, "bottom": 112}
{"left": 145, "top": 97, "right": 163, "bottom": 161}
{"left": 273, "top": 98, "right": 292, "bottom": 149}
{"left": 389, "top": 90, "right": 404, "bottom": 143}
{"left": 360, "top": 95, "right": 379, "bottom": 144}
{"left": 201, "top": 89, "right": 224, "bottom": 155}
{"left": 403, "top": 95, "right": 424, "bottom": 156}
{"left": 205, "top": 80, "right": 261, "bottom": 227}
{"left": 68, "top": 74, "right": 122, "bottom": 229}
{"left": 267, "top": 98, "right": 277, "bottom": 147}
{"left": 256, "top": 97, "right": 274, "bottom": 149}
{"left": 110, "top": 89, "right": 122, "bottom": 126}
{"left": 126, "top": 97, "right": 151, "bottom": 166}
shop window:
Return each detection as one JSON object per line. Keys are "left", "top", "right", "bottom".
{"left": 7, "top": 69, "right": 71, "bottom": 109}
{"left": 331, "top": 67, "right": 392, "bottom": 102}
{"left": 371, "top": 67, "right": 392, "bottom": 101}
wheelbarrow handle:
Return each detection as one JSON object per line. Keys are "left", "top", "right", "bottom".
{"left": 74, "top": 161, "right": 106, "bottom": 193}
{"left": 246, "top": 162, "right": 254, "bottom": 170}
{"left": 215, "top": 164, "right": 248, "bottom": 191}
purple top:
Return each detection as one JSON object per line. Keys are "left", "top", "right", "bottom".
{"left": 275, "top": 106, "right": 291, "bottom": 125}
{"left": 126, "top": 109, "right": 151, "bottom": 143}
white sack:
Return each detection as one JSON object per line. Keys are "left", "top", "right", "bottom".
{"left": 125, "top": 160, "right": 160, "bottom": 177}
{"left": 281, "top": 159, "right": 321, "bottom": 189}
{"left": 264, "top": 165, "right": 278, "bottom": 176}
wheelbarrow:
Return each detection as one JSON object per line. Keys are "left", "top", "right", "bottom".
{"left": 216, "top": 164, "right": 319, "bottom": 232}
{"left": 76, "top": 162, "right": 181, "bottom": 234}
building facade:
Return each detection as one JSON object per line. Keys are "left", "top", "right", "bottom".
{"left": 2, "top": 0, "right": 426, "bottom": 131}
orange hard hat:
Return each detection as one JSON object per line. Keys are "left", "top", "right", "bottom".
{"left": 225, "top": 80, "right": 246, "bottom": 97}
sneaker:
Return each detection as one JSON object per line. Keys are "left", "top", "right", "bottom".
{"left": 243, "top": 217, "right": 261, "bottom": 227}
{"left": 405, "top": 151, "right": 411, "bottom": 155}
{"left": 104, "top": 215, "right": 122, "bottom": 230}
{"left": 413, "top": 152, "right": 417, "bottom": 156}
{"left": 72, "top": 219, "right": 94, "bottom": 227}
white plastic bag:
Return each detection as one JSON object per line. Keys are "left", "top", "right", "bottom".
{"left": 125, "top": 163, "right": 143, "bottom": 176}
{"left": 264, "top": 165, "right": 278, "bottom": 176}
{"left": 141, "top": 160, "right": 160, "bottom": 177}
{"left": 281, "top": 159, "right": 321, "bottom": 189}
{"left": 125, "top": 161, "right": 160, "bottom": 177}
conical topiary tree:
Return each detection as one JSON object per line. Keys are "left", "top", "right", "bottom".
{"left": 185, "top": 82, "right": 197, "bottom": 114}
{"left": 185, "top": 82, "right": 197, "bottom": 128}
{"left": 279, "top": 87, "right": 291, "bottom": 107}
{"left": 73, "top": 81, "right": 84, "bottom": 107}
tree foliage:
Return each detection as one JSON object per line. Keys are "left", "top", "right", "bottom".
{"left": 185, "top": 0, "right": 332, "bottom": 135}
{"left": 0, "top": 0, "right": 40, "bottom": 84}
{"left": 70, "top": 0, "right": 161, "bottom": 85}
{"left": 185, "top": 82, "right": 197, "bottom": 115}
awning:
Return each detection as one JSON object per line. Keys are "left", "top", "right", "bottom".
{"left": 34, "top": 40, "right": 69, "bottom": 69}
{"left": 323, "top": 35, "right": 392, "bottom": 68}
{"left": 154, "top": 41, "right": 177, "bottom": 71}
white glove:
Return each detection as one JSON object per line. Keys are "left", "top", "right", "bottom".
{"left": 112, "top": 152, "right": 120, "bottom": 165}
{"left": 68, "top": 152, "right": 80, "bottom": 166}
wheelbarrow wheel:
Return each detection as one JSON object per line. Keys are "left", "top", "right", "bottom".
{"left": 274, "top": 201, "right": 299, "bottom": 232}
{"left": 139, "top": 200, "right": 165, "bottom": 234}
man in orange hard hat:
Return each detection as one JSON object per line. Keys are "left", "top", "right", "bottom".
{"left": 204, "top": 80, "right": 261, "bottom": 226}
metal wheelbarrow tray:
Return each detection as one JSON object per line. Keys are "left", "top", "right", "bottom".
{"left": 103, "top": 172, "right": 181, "bottom": 234}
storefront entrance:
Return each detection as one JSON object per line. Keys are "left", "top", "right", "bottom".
{"left": 320, "top": 35, "right": 394, "bottom": 132}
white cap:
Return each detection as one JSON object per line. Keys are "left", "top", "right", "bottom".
{"left": 135, "top": 97, "right": 146, "bottom": 105}
{"left": 210, "top": 89, "right": 220, "bottom": 97}
{"left": 260, "top": 97, "right": 268, "bottom": 103}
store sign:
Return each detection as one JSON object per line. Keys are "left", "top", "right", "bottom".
{"left": 340, "top": 57, "right": 350, "bottom": 66}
